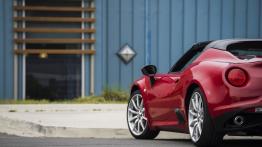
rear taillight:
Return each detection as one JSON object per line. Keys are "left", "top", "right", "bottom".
{"left": 226, "top": 68, "right": 248, "bottom": 87}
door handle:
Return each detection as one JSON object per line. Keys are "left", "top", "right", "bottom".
{"left": 171, "top": 77, "right": 180, "bottom": 83}
{"left": 174, "top": 78, "right": 180, "bottom": 83}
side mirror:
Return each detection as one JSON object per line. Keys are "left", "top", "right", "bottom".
{"left": 141, "top": 65, "right": 157, "bottom": 76}
{"left": 141, "top": 65, "right": 157, "bottom": 86}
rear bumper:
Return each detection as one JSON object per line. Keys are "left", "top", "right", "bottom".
{"left": 214, "top": 110, "right": 262, "bottom": 134}
{"left": 213, "top": 96, "right": 262, "bottom": 135}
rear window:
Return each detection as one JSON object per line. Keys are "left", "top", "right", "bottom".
{"left": 227, "top": 42, "right": 262, "bottom": 59}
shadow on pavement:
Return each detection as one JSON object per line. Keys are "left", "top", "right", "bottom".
{"left": 222, "top": 139, "right": 262, "bottom": 147}
{"left": 155, "top": 139, "right": 262, "bottom": 147}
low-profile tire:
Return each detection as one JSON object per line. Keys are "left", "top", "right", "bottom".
{"left": 188, "top": 88, "right": 224, "bottom": 147}
{"left": 127, "top": 90, "right": 159, "bottom": 139}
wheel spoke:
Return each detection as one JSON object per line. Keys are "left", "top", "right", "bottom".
{"left": 195, "top": 122, "right": 199, "bottom": 135}
{"left": 200, "top": 117, "right": 203, "bottom": 123}
{"left": 190, "top": 118, "right": 197, "bottom": 127}
{"left": 129, "top": 115, "right": 138, "bottom": 122}
{"left": 142, "top": 116, "right": 147, "bottom": 121}
{"left": 128, "top": 108, "right": 138, "bottom": 115}
{"left": 131, "top": 99, "right": 139, "bottom": 110}
{"left": 194, "top": 94, "right": 199, "bottom": 111}
{"left": 192, "top": 98, "right": 197, "bottom": 112}
{"left": 136, "top": 95, "right": 140, "bottom": 109}
{"left": 140, "top": 120, "right": 145, "bottom": 130}
{"left": 189, "top": 110, "right": 197, "bottom": 117}
{"left": 137, "top": 120, "right": 141, "bottom": 133}
{"left": 140, "top": 100, "right": 143, "bottom": 109}
{"left": 192, "top": 123, "right": 197, "bottom": 137}
{"left": 197, "top": 123, "right": 202, "bottom": 135}
{"left": 133, "top": 119, "right": 139, "bottom": 131}
{"left": 199, "top": 99, "right": 203, "bottom": 112}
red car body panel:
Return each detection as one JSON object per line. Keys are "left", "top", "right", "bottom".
{"left": 130, "top": 43, "right": 262, "bottom": 134}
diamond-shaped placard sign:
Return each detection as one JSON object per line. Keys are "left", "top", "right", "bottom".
{"left": 117, "top": 44, "right": 136, "bottom": 64}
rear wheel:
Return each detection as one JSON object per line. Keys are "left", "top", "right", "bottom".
{"left": 188, "top": 88, "right": 223, "bottom": 146}
{"left": 127, "top": 90, "right": 159, "bottom": 139}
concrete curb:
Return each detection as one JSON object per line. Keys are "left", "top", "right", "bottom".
{"left": 0, "top": 115, "right": 192, "bottom": 139}
{"left": 0, "top": 104, "right": 191, "bottom": 139}
{"left": 0, "top": 116, "right": 131, "bottom": 138}
{"left": 1, "top": 115, "right": 260, "bottom": 140}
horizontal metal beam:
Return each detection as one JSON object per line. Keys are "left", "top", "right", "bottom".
{"left": 14, "top": 17, "right": 96, "bottom": 23}
{"left": 13, "top": 6, "right": 96, "bottom": 12}
{"left": 14, "top": 49, "right": 96, "bottom": 55}
{"left": 14, "top": 28, "right": 96, "bottom": 33}
{"left": 14, "top": 38, "right": 96, "bottom": 44}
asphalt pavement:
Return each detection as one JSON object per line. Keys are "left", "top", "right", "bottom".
{"left": 0, "top": 104, "right": 262, "bottom": 147}
{"left": 0, "top": 133, "right": 262, "bottom": 147}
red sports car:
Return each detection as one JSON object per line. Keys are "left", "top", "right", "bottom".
{"left": 126, "top": 39, "right": 262, "bottom": 146}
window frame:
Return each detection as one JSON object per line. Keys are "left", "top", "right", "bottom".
{"left": 14, "top": 0, "right": 96, "bottom": 99}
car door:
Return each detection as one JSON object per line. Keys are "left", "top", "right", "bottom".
{"left": 146, "top": 42, "right": 209, "bottom": 126}
{"left": 146, "top": 73, "right": 181, "bottom": 124}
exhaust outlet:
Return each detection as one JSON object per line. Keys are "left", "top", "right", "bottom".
{"left": 233, "top": 115, "right": 244, "bottom": 126}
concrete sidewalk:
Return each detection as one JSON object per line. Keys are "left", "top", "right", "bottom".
{"left": 0, "top": 104, "right": 189, "bottom": 139}
{"left": 0, "top": 104, "right": 127, "bottom": 129}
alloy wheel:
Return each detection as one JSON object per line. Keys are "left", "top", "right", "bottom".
{"left": 127, "top": 94, "right": 148, "bottom": 136}
{"left": 188, "top": 92, "right": 204, "bottom": 142}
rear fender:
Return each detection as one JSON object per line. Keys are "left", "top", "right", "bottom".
{"left": 188, "top": 61, "right": 229, "bottom": 118}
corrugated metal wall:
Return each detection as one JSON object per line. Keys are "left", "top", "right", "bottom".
{"left": 95, "top": 0, "right": 146, "bottom": 94}
{"left": 0, "top": 0, "right": 14, "bottom": 99}
{"left": 1, "top": 0, "right": 262, "bottom": 98}
{"left": 94, "top": 0, "right": 262, "bottom": 95}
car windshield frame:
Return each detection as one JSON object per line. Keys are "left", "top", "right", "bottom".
{"left": 169, "top": 41, "right": 211, "bottom": 73}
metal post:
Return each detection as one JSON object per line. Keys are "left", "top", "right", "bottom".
{"left": 90, "top": 0, "right": 95, "bottom": 95}
{"left": 22, "top": 0, "right": 26, "bottom": 100}
{"left": 145, "top": 0, "right": 151, "bottom": 65}
{"left": 81, "top": 0, "right": 85, "bottom": 97}
{"left": 14, "top": 0, "right": 18, "bottom": 100}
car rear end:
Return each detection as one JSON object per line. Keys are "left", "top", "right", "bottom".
{"left": 214, "top": 41, "right": 262, "bottom": 136}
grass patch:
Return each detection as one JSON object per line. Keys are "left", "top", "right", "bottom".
{"left": 0, "top": 99, "right": 50, "bottom": 105}
{"left": 102, "top": 88, "right": 129, "bottom": 102}
{"left": 0, "top": 89, "right": 130, "bottom": 104}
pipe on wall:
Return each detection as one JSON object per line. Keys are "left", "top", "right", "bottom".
{"left": 145, "top": 0, "right": 151, "bottom": 65}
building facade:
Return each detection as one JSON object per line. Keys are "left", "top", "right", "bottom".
{"left": 0, "top": 0, "right": 262, "bottom": 99}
